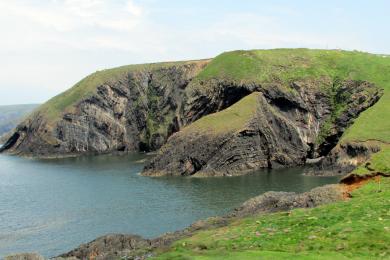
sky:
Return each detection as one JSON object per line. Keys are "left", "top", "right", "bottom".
{"left": 0, "top": 0, "right": 389, "bottom": 105}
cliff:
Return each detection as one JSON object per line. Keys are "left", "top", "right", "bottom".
{"left": 0, "top": 60, "right": 209, "bottom": 156}
{"left": 1, "top": 49, "right": 389, "bottom": 177}
{"left": 143, "top": 80, "right": 381, "bottom": 176}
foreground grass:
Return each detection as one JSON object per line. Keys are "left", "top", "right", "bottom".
{"left": 154, "top": 178, "right": 390, "bottom": 259}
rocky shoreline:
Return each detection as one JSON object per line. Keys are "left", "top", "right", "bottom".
{"left": 6, "top": 182, "right": 346, "bottom": 260}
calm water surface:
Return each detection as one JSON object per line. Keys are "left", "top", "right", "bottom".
{"left": 0, "top": 153, "right": 339, "bottom": 257}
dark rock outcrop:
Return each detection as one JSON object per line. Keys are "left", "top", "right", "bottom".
{"left": 143, "top": 80, "right": 382, "bottom": 176}
{"left": 229, "top": 184, "right": 343, "bottom": 217}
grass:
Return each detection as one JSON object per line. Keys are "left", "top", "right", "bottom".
{"left": 181, "top": 92, "right": 261, "bottom": 134}
{"left": 153, "top": 177, "right": 390, "bottom": 259}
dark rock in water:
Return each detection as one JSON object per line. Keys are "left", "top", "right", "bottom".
{"left": 143, "top": 80, "right": 382, "bottom": 176}
{"left": 229, "top": 184, "right": 343, "bottom": 217}
{"left": 59, "top": 234, "right": 152, "bottom": 260}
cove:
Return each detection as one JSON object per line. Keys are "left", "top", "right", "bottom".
{"left": 0, "top": 153, "right": 338, "bottom": 258}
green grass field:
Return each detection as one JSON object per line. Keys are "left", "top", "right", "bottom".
{"left": 154, "top": 177, "right": 390, "bottom": 259}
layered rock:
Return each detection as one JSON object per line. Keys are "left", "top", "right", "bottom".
{"left": 0, "top": 61, "right": 209, "bottom": 157}
{"left": 143, "top": 80, "right": 382, "bottom": 176}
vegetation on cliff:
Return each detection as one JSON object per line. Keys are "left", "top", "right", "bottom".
{"left": 2, "top": 49, "right": 389, "bottom": 175}
{"left": 189, "top": 49, "right": 390, "bottom": 174}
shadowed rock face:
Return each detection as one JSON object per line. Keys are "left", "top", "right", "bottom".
{"left": 143, "top": 80, "right": 382, "bottom": 176}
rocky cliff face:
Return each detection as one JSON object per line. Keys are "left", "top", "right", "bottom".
{"left": 0, "top": 52, "right": 383, "bottom": 178}
{"left": 0, "top": 61, "right": 209, "bottom": 157}
{"left": 143, "top": 80, "right": 382, "bottom": 176}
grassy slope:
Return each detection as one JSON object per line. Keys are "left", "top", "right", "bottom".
{"left": 191, "top": 49, "right": 390, "bottom": 174}
{"left": 182, "top": 92, "right": 260, "bottom": 134}
{"left": 155, "top": 177, "right": 390, "bottom": 259}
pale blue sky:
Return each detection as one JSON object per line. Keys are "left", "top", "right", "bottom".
{"left": 1, "top": 0, "right": 389, "bottom": 105}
